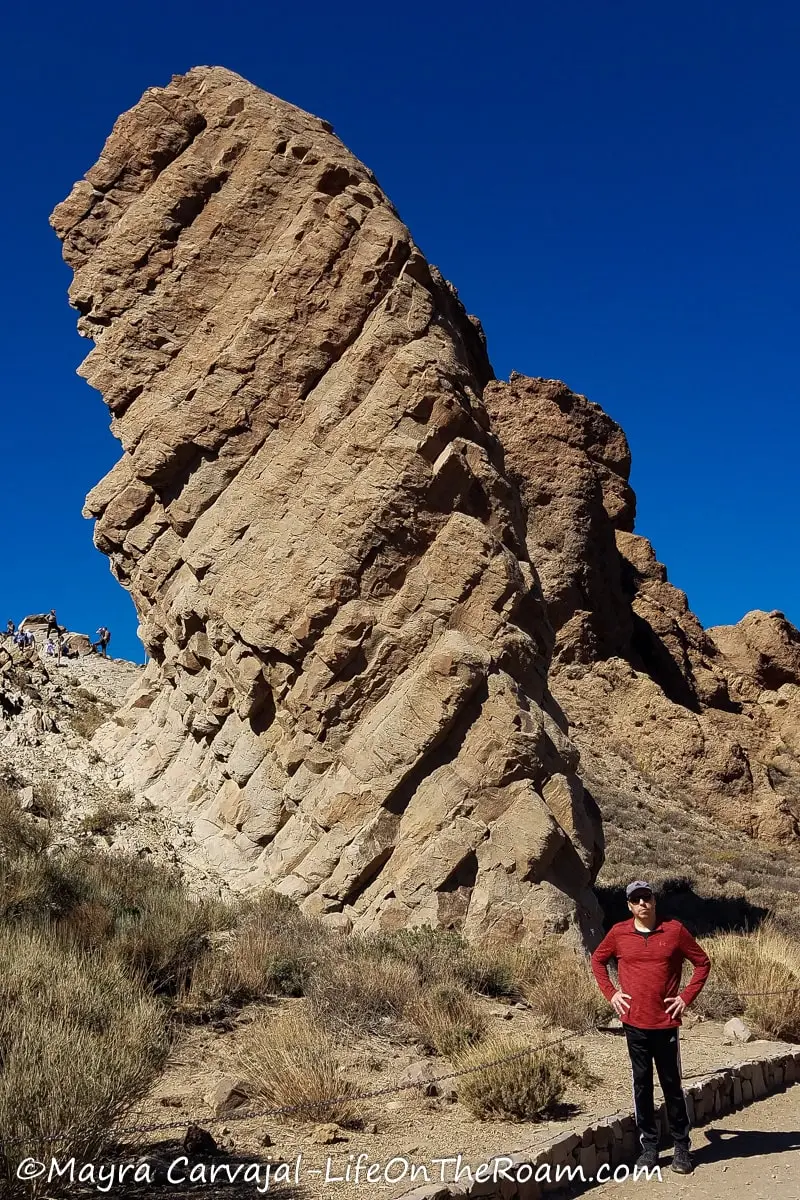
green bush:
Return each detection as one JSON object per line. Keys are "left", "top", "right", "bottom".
{"left": 456, "top": 1036, "right": 593, "bottom": 1120}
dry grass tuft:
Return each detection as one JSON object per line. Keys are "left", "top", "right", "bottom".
{"left": 694, "top": 921, "right": 800, "bottom": 1040}
{"left": 408, "top": 981, "right": 487, "bottom": 1058}
{"left": 455, "top": 1035, "right": 594, "bottom": 1121}
{"left": 518, "top": 945, "right": 611, "bottom": 1031}
{"left": 80, "top": 797, "right": 133, "bottom": 836}
{"left": 188, "top": 890, "right": 328, "bottom": 1011}
{"left": 70, "top": 702, "right": 108, "bottom": 740}
{"left": 360, "top": 927, "right": 517, "bottom": 997}
{"left": 237, "top": 1008, "right": 358, "bottom": 1126}
{"left": 308, "top": 947, "right": 417, "bottom": 1037}
{"left": 0, "top": 925, "right": 169, "bottom": 1195}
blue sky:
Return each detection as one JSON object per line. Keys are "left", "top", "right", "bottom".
{"left": 1, "top": 1, "right": 797, "bottom": 663}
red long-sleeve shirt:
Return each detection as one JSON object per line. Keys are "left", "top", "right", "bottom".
{"left": 591, "top": 917, "right": 711, "bottom": 1030}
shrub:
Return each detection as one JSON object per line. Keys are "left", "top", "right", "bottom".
{"left": 0, "top": 793, "right": 74, "bottom": 924}
{"left": 694, "top": 922, "right": 800, "bottom": 1040}
{"left": 188, "top": 890, "right": 329, "bottom": 1011}
{"left": 70, "top": 703, "right": 107, "bottom": 740}
{"left": 0, "top": 792, "right": 51, "bottom": 861}
{"left": 237, "top": 1009, "right": 358, "bottom": 1125}
{"left": 358, "top": 927, "right": 517, "bottom": 997}
{"left": 455, "top": 1035, "right": 592, "bottom": 1121}
{"left": 308, "top": 947, "right": 417, "bottom": 1037}
{"left": 0, "top": 856, "right": 80, "bottom": 923}
{"left": 79, "top": 795, "right": 134, "bottom": 836}
{"left": 32, "top": 781, "right": 61, "bottom": 820}
{"left": 0, "top": 926, "right": 169, "bottom": 1196}
{"left": 521, "top": 945, "right": 610, "bottom": 1031}
{"left": 111, "top": 887, "right": 232, "bottom": 996}
{"left": 50, "top": 853, "right": 235, "bottom": 995}
{"left": 408, "top": 981, "right": 487, "bottom": 1057}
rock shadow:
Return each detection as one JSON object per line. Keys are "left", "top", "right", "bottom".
{"left": 595, "top": 879, "right": 770, "bottom": 937}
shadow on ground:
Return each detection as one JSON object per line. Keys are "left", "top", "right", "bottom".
{"left": 66, "top": 1138, "right": 306, "bottom": 1199}
{"left": 696, "top": 1124, "right": 800, "bottom": 1165}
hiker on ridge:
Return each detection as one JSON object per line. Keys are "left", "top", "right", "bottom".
{"left": 93, "top": 626, "right": 111, "bottom": 658}
{"left": 590, "top": 880, "right": 711, "bottom": 1176}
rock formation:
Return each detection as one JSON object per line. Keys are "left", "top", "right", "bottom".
{"left": 485, "top": 376, "right": 800, "bottom": 844}
{"left": 51, "top": 67, "right": 604, "bottom": 944}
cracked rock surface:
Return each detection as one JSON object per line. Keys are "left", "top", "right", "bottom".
{"left": 52, "top": 67, "right": 603, "bottom": 944}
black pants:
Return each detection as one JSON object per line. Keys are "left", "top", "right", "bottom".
{"left": 624, "top": 1025, "right": 690, "bottom": 1151}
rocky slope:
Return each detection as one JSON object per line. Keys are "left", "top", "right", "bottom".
{"left": 51, "top": 67, "right": 604, "bottom": 945}
{"left": 0, "top": 633, "right": 183, "bottom": 867}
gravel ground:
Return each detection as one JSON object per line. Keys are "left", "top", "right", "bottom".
{"left": 116, "top": 1010, "right": 798, "bottom": 1200}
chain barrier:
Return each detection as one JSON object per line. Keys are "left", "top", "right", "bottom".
{"left": 1, "top": 981, "right": 798, "bottom": 1156}
{"left": 2, "top": 1026, "right": 591, "bottom": 1152}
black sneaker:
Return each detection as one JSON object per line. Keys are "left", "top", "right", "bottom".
{"left": 671, "top": 1146, "right": 694, "bottom": 1174}
{"left": 635, "top": 1147, "right": 659, "bottom": 1170}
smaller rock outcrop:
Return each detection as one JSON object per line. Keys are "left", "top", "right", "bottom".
{"left": 485, "top": 375, "right": 800, "bottom": 844}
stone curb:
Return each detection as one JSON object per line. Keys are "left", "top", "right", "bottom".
{"left": 393, "top": 1046, "right": 800, "bottom": 1200}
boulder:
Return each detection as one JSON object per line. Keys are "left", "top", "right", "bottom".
{"left": 723, "top": 1017, "right": 753, "bottom": 1044}
{"left": 203, "top": 1075, "right": 251, "bottom": 1116}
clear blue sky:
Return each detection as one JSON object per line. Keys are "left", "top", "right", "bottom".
{"left": 1, "top": 1, "right": 797, "bottom": 663}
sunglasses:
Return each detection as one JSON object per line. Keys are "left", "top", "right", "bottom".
{"left": 629, "top": 893, "right": 654, "bottom": 904}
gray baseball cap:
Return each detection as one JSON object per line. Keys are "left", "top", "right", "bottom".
{"left": 626, "top": 880, "right": 654, "bottom": 899}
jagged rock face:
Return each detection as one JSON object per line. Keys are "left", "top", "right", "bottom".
{"left": 483, "top": 376, "right": 636, "bottom": 667}
{"left": 52, "top": 67, "right": 604, "bottom": 944}
{"left": 486, "top": 377, "right": 800, "bottom": 843}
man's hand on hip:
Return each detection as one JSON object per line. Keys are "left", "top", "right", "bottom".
{"left": 664, "top": 995, "right": 687, "bottom": 1020}
{"left": 611, "top": 990, "right": 631, "bottom": 1018}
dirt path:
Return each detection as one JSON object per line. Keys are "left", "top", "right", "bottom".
{"left": 591, "top": 1084, "right": 800, "bottom": 1198}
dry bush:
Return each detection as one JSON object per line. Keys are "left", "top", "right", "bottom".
{"left": 0, "top": 925, "right": 169, "bottom": 1195}
{"left": 408, "top": 981, "right": 487, "bottom": 1058}
{"left": 238, "top": 1008, "right": 358, "bottom": 1125}
{"left": 49, "top": 852, "right": 235, "bottom": 995}
{"left": 188, "top": 890, "right": 329, "bottom": 1011}
{"left": 80, "top": 797, "right": 133, "bottom": 836}
{"left": 32, "top": 781, "right": 61, "bottom": 820}
{"left": 307, "top": 946, "right": 417, "bottom": 1037}
{"left": 0, "top": 792, "right": 51, "bottom": 861}
{"left": 0, "top": 793, "right": 76, "bottom": 924}
{"left": 520, "top": 945, "right": 611, "bottom": 1031}
{"left": 111, "top": 888, "right": 231, "bottom": 996}
{"left": 70, "top": 703, "right": 107, "bottom": 740}
{"left": 455, "top": 1035, "right": 593, "bottom": 1121}
{"left": 694, "top": 922, "right": 800, "bottom": 1040}
{"left": 0, "top": 855, "right": 80, "bottom": 923}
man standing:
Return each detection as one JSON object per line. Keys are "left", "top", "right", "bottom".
{"left": 93, "top": 627, "right": 111, "bottom": 657}
{"left": 591, "top": 881, "right": 711, "bottom": 1175}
